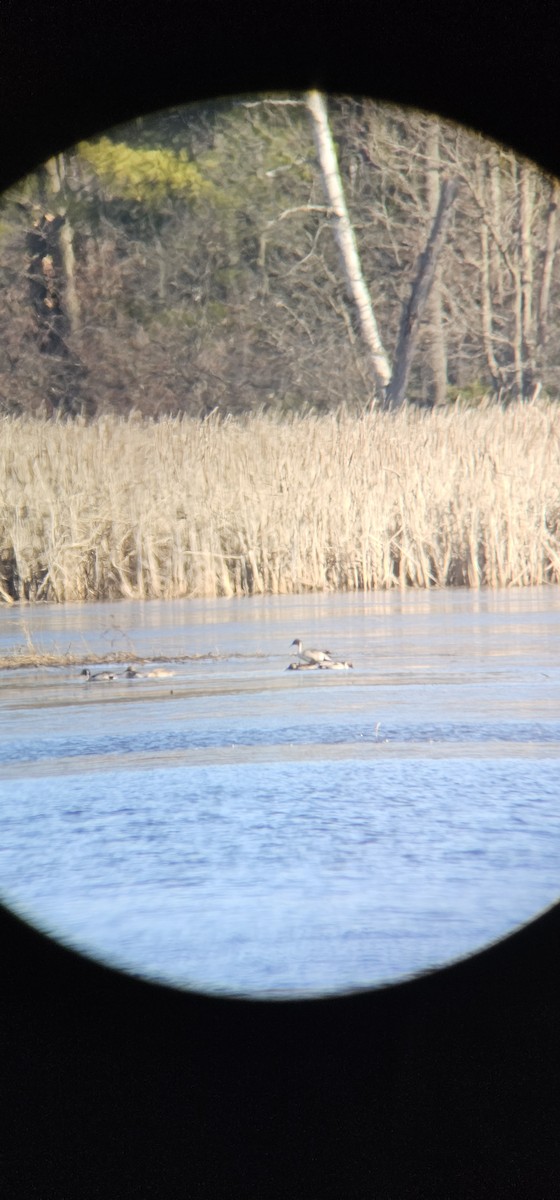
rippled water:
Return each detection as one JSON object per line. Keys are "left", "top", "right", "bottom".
{"left": 0, "top": 587, "right": 559, "bottom": 998}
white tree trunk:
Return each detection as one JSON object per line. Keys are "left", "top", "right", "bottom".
{"left": 305, "top": 90, "right": 392, "bottom": 396}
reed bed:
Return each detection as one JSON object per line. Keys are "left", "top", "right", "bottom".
{"left": 1, "top": 403, "right": 560, "bottom": 603}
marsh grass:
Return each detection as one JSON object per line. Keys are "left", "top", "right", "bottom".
{"left": 0, "top": 613, "right": 246, "bottom": 669}
{"left": 0, "top": 617, "right": 234, "bottom": 670}
{"left": 1, "top": 403, "right": 560, "bottom": 604}
{"left": 0, "top": 647, "right": 236, "bottom": 669}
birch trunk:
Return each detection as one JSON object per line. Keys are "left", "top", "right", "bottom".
{"left": 305, "top": 90, "right": 392, "bottom": 397}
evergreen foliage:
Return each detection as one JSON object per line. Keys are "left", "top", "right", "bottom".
{"left": 77, "top": 137, "right": 215, "bottom": 206}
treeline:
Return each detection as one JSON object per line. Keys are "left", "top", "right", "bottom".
{"left": 0, "top": 95, "right": 558, "bottom": 419}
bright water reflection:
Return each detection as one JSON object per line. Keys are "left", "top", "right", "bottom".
{"left": 0, "top": 587, "right": 559, "bottom": 998}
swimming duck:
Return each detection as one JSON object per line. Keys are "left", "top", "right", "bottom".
{"left": 123, "top": 666, "right": 175, "bottom": 679}
{"left": 290, "top": 639, "right": 334, "bottom": 665}
{"left": 80, "top": 668, "right": 118, "bottom": 682}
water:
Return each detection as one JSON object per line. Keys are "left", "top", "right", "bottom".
{"left": 0, "top": 587, "right": 559, "bottom": 998}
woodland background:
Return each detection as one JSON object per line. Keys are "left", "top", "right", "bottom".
{"left": 1, "top": 93, "right": 558, "bottom": 420}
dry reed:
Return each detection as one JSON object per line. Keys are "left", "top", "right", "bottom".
{"left": 1, "top": 402, "right": 560, "bottom": 603}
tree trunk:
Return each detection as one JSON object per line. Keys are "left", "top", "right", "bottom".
{"left": 519, "top": 161, "right": 536, "bottom": 395}
{"left": 479, "top": 217, "right": 503, "bottom": 391}
{"left": 537, "top": 179, "right": 559, "bottom": 353}
{"left": 511, "top": 254, "right": 524, "bottom": 398}
{"left": 43, "top": 155, "right": 81, "bottom": 332}
{"left": 424, "top": 123, "right": 448, "bottom": 406}
{"left": 305, "top": 90, "right": 392, "bottom": 397}
{"left": 24, "top": 155, "right": 88, "bottom": 415}
{"left": 476, "top": 157, "right": 504, "bottom": 393}
{"left": 508, "top": 158, "right": 524, "bottom": 399}
{"left": 489, "top": 149, "right": 504, "bottom": 304}
{"left": 384, "top": 178, "right": 459, "bottom": 411}
{"left": 26, "top": 210, "right": 72, "bottom": 357}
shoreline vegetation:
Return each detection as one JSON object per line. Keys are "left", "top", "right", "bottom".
{"left": 1, "top": 403, "right": 560, "bottom": 609}
{"left": 0, "top": 622, "right": 266, "bottom": 671}
{"left": 0, "top": 636, "right": 235, "bottom": 672}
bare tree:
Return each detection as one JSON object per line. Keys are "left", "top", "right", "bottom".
{"left": 424, "top": 122, "right": 448, "bottom": 406}
{"left": 515, "top": 158, "right": 536, "bottom": 396}
{"left": 305, "top": 90, "right": 392, "bottom": 396}
{"left": 537, "top": 179, "right": 559, "bottom": 356}
{"left": 3, "top": 95, "right": 560, "bottom": 420}
{"left": 43, "top": 155, "right": 81, "bottom": 333}
{"left": 384, "top": 178, "right": 459, "bottom": 410}
{"left": 475, "top": 155, "right": 506, "bottom": 393}
{"left": 306, "top": 92, "right": 459, "bottom": 412}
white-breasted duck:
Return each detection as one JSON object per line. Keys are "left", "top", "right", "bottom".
{"left": 290, "top": 639, "right": 334, "bottom": 665}
{"left": 80, "top": 668, "right": 118, "bottom": 682}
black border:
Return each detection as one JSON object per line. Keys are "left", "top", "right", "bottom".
{"left": 2, "top": 3, "right": 560, "bottom": 1195}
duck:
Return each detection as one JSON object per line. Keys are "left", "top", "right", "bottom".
{"left": 123, "top": 665, "right": 175, "bottom": 679}
{"left": 319, "top": 660, "right": 353, "bottom": 670}
{"left": 286, "top": 661, "right": 321, "bottom": 671}
{"left": 80, "top": 668, "right": 118, "bottom": 682}
{"left": 290, "top": 639, "right": 334, "bottom": 665}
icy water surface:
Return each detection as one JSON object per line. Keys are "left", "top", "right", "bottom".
{"left": 1, "top": 588, "right": 559, "bottom": 998}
